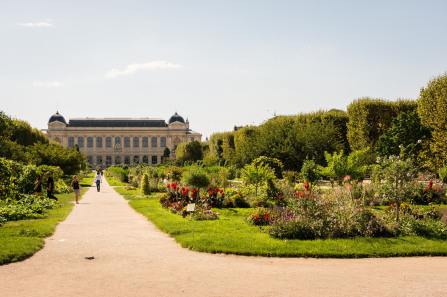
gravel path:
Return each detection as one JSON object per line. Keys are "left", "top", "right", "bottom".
{"left": 1, "top": 180, "right": 447, "bottom": 297}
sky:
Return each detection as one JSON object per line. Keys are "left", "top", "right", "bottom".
{"left": 1, "top": 0, "right": 447, "bottom": 139}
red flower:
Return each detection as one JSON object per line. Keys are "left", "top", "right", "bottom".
{"left": 167, "top": 184, "right": 170, "bottom": 189}
{"left": 438, "top": 189, "right": 442, "bottom": 192}
{"left": 172, "top": 183, "right": 176, "bottom": 188}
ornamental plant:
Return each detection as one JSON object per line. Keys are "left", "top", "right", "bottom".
{"left": 201, "top": 187, "right": 225, "bottom": 207}
{"left": 247, "top": 208, "right": 278, "bottom": 226}
{"left": 372, "top": 155, "right": 416, "bottom": 221}
{"left": 422, "top": 181, "right": 445, "bottom": 204}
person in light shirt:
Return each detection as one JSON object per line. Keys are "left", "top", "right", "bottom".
{"left": 94, "top": 171, "right": 102, "bottom": 192}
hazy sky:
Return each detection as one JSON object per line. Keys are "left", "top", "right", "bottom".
{"left": 1, "top": 0, "right": 446, "bottom": 139}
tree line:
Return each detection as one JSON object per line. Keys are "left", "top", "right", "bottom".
{"left": 177, "top": 73, "right": 447, "bottom": 172}
{"left": 0, "top": 111, "right": 85, "bottom": 175}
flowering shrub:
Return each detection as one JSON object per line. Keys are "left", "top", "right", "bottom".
{"left": 247, "top": 208, "right": 278, "bottom": 226}
{"left": 422, "top": 181, "right": 445, "bottom": 204}
{"left": 201, "top": 187, "right": 225, "bottom": 208}
{"left": 268, "top": 183, "right": 394, "bottom": 239}
{"left": 159, "top": 183, "right": 224, "bottom": 220}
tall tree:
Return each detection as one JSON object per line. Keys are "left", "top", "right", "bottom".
{"left": 418, "top": 73, "right": 447, "bottom": 165}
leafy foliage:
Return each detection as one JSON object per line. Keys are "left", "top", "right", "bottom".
{"left": 347, "top": 98, "right": 417, "bottom": 151}
{"left": 417, "top": 73, "right": 447, "bottom": 165}
{"left": 375, "top": 111, "right": 432, "bottom": 163}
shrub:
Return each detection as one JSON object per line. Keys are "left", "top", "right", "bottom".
{"left": 232, "top": 194, "right": 250, "bottom": 208}
{"left": 269, "top": 217, "right": 320, "bottom": 240}
{"left": 140, "top": 173, "right": 151, "bottom": 195}
{"left": 247, "top": 208, "right": 278, "bottom": 226}
{"left": 107, "top": 166, "right": 129, "bottom": 183}
{"left": 301, "top": 160, "right": 320, "bottom": 184}
{"left": 182, "top": 165, "right": 211, "bottom": 192}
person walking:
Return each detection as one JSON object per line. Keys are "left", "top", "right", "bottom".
{"left": 69, "top": 175, "right": 82, "bottom": 204}
{"left": 94, "top": 171, "right": 102, "bottom": 192}
{"left": 45, "top": 172, "right": 58, "bottom": 200}
{"left": 34, "top": 174, "right": 42, "bottom": 196}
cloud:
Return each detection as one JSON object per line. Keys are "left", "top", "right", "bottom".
{"left": 18, "top": 22, "right": 53, "bottom": 27}
{"left": 33, "top": 81, "right": 63, "bottom": 87}
{"left": 105, "top": 61, "right": 183, "bottom": 78}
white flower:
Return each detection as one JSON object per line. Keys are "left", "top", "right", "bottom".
{"left": 418, "top": 139, "right": 422, "bottom": 143}
{"left": 399, "top": 145, "right": 402, "bottom": 148}
{"left": 407, "top": 173, "right": 411, "bottom": 177}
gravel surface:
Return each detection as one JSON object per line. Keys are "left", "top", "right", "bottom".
{"left": 1, "top": 180, "right": 447, "bottom": 297}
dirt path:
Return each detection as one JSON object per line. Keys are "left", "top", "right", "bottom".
{"left": 1, "top": 180, "right": 447, "bottom": 297}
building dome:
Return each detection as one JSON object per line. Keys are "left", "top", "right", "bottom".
{"left": 48, "top": 111, "right": 67, "bottom": 124}
{"left": 168, "top": 112, "right": 185, "bottom": 124}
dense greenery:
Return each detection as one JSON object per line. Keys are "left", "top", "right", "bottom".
{"left": 346, "top": 98, "right": 417, "bottom": 151}
{"left": 0, "top": 111, "right": 86, "bottom": 175}
{"left": 418, "top": 73, "right": 447, "bottom": 166}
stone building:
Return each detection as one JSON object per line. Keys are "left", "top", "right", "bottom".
{"left": 45, "top": 111, "right": 201, "bottom": 168}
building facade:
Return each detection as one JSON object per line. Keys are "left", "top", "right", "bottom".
{"left": 45, "top": 112, "right": 201, "bottom": 168}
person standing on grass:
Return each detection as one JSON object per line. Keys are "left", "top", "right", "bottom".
{"left": 69, "top": 175, "right": 82, "bottom": 204}
{"left": 94, "top": 171, "right": 102, "bottom": 192}
{"left": 34, "top": 174, "right": 42, "bottom": 196}
{"left": 45, "top": 172, "right": 58, "bottom": 200}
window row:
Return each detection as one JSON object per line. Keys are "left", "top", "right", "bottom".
{"left": 87, "top": 155, "right": 159, "bottom": 166}
{"left": 68, "top": 136, "right": 167, "bottom": 148}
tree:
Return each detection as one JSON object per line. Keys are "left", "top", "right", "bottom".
{"left": 418, "top": 73, "right": 447, "bottom": 165}
{"left": 375, "top": 111, "right": 432, "bottom": 163}
{"left": 175, "top": 140, "right": 203, "bottom": 165}
{"left": 241, "top": 162, "right": 275, "bottom": 200}
{"left": 162, "top": 147, "right": 170, "bottom": 163}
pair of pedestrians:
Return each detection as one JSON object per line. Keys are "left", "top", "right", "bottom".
{"left": 67, "top": 171, "right": 102, "bottom": 205}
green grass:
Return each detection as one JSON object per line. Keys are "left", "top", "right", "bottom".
{"left": 0, "top": 184, "right": 91, "bottom": 265}
{"left": 121, "top": 191, "right": 447, "bottom": 258}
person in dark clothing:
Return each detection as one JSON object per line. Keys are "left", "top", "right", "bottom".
{"left": 69, "top": 175, "right": 82, "bottom": 204}
{"left": 34, "top": 174, "right": 42, "bottom": 196}
{"left": 45, "top": 172, "right": 58, "bottom": 200}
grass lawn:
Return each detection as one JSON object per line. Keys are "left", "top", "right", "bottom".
{"left": 0, "top": 178, "right": 93, "bottom": 265}
{"left": 106, "top": 174, "right": 447, "bottom": 258}
{"left": 111, "top": 184, "right": 447, "bottom": 258}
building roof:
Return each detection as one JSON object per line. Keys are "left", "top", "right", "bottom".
{"left": 168, "top": 112, "right": 185, "bottom": 124}
{"left": 68, "top": 118, "right": 168, "bottom": 128}
{"left": 48, "top": 111, "right": 67, "bottom": 124}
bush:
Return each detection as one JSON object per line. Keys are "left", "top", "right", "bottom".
{"left": 107, "top": 166, "right": 129, "bottom": 183}
{"left": 182, "top": 165, "right": 211, "bottom": 190}
{"left": 232, "top": 194, "right": 250, "bottom": 208}
{"left": 301, "top": 160, "right": 320, "bottom": 184}
{"left": 269, "top": 217, "right": 320, "bottom": 240}
{"left": 247, "top": 208, "right": 278, "bottom": 226}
